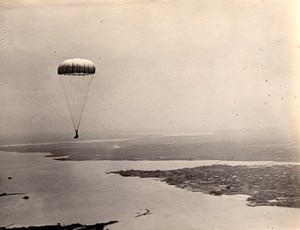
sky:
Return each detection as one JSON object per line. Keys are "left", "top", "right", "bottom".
{"left": 1, "top": 0, "right": 300, "bottom": 138}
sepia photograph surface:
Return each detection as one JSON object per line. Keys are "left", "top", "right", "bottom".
{"left": 0, "top": 0, "right": 300, "bottom": 229}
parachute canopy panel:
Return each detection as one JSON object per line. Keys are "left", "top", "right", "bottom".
{"left": 57, "top": 58, "right": 96, "bottom": 76}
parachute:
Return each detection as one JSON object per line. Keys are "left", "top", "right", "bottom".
{"left": 57, "top": 58, "right": 96, "bottom": 139}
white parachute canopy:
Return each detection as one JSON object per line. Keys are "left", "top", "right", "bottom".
{"left": 57, "top": 58, "right": 96, "bottom": 138}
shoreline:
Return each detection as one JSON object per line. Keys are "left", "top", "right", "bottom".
{"left": 1, "top": 151, "right": 300, "bottom": 229}
{"left": 0, "top": 221, "right": 118, "bottom": 230}
{"left": 1, "top": 133, "right": 299, "bottom": 162}
{"left": 2, "top": 150, "right": 300, "bottom": 166}
{"left": 112, "top": 164, "right": 300, "bottom": 209}
{"left": 0, "top": 137, "right": 139, "bottom": 148}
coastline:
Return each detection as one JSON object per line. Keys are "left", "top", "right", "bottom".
{"left": 112, "top": 164, "right": 300, "bottom": 208}
{"left": 1, "top": 133, "right": 299, "bottom": 162}
{"left": 1, "top": 150, "right": 300, "bottom": 229}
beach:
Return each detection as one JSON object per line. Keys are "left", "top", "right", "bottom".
{"left": 1, "top": 151, "right": 300, "bottom": 230}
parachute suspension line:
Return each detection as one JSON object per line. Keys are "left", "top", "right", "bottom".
{"left": 75, "top": 76, "right": 82, "bottom": 130}
{"left": 77, "top": 75, "right": 87, "bottom": 129}
{"left": 74, "top": 77, "right": 78, "bottom": 129}
{"left": 74, "top": 76, "right": 80, "bottom": 129}
{"left": 78, "top": 75, "right": 87, "bottom": 129}
{"left": 75, "top": 78, "right": 78, "bottom": 128}
{"left": 60, "top": 75, "right": 94, "bottom": 132}
{"left": 77, "top": 75, "right": 93, "bottom": 129}
{"left": 74, "top": 76, "right": 82, "bottom": 130}
{"left": 69, "top": 77, "right": 76, "bottom": 129}
{"left": 69, "top": 76, "right": 77, "bottom": 129}
{"left": 65, "top": 77, "right": 72, "bottom": 126}
{"left": 74, "top": 76, "right": 81, "bottom": 130}
{"left": 60, "top": 76, "right": 76, "bottom": 130}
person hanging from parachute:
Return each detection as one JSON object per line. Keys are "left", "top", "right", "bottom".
{"left": 57, "top": 58, "right": 96, "bottom": 139}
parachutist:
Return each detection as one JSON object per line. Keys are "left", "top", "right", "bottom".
{"left": 58, "top": 58, "right": 95, "bottom": 139}
{"left": 74, "top": 130, "right": 79, "bottom": 139}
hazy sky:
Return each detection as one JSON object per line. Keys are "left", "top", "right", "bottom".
{"left": 1, "top": 0, "right": 300, "bottom": 137}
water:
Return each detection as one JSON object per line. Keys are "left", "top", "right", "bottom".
{"left": 1, "top": 132, "right": 299, "bottom": 162}
{"left": 0, "top": 151, "right": 299, "bottom": 229}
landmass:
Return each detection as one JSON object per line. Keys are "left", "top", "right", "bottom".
{"left": 111, "top": 164, "right": 300, "bottom": 208}
{"left": 0, "top": 221, "right": 118, "bottom": 230}
{"left": 1, "top": 131, "right": 299, "bottom": 162}
{"left": 135, "top": 209, "right": 152, "bottom": 218}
